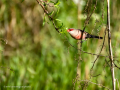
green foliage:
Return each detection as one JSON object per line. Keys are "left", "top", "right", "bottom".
{"left": 48, "top": 11, "right": 54, "bottom": 16}
{"left": 54, "top": 0, "right": 60, "bottom": 6}
{"left": 43, "top": 16, "right": 46, "bottom": 26}
{"left": 0, "top": 0, "right": 120, "bottom": 90}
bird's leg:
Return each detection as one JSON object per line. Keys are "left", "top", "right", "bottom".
{"left": 77, "top": 40, "right": 87, "bottom": 44}
{"left": 81, "top": 39, "right": 87, "bottom": 43}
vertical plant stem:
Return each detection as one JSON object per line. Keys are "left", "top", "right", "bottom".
{"left": 77, "top": 0, "right": 81, "bottom": 78}
{"left": 107, "top": 0, "right": 115, "bottom": 90}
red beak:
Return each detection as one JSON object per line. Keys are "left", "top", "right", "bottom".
{"left": 67, "top": 29, "right": 70, "bottom": 32}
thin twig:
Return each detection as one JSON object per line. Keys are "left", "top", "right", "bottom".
{"left": 90, "top": 27, "right": 107, "bottom": 71}
{"left": 84, "top": 0, "right": 98, "bottom": 27}
{"left": 116, "top": 79, "right": 120, "bottom": 90}
{"left": 36, "top": 0, "right": 59, "bottom": 33}
{"left": 40, "top": 0, "right": 54, "bottom": 7}
{"left": 113, "top": 63, "right": 120, "bottom": 69}
{"left": 78, "top": 80, "right": 111, "bottom": 90}
{"left": 65, "top": 37, "right": 109, "bottom": 57}
{"left": 107, "top": 0, "right": 115, "bottom": 90}
{"left": 81, "top": 0, "right": 98, "bottom": 47}
{"left": 0, "top": 66, "right": 14, "bottom": 71}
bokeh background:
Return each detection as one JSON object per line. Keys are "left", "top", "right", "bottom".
{"left": 0, "top": 0, "right": 120, "bottom": 90}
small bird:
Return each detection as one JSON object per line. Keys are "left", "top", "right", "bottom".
{"left": 67, "top": 28, "right": 103, "bottom": 40}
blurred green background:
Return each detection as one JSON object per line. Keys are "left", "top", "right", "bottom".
{"left": 0, "top": 0, "right": 120, "bottom": 90}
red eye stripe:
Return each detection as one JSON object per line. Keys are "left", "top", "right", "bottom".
{"left": 69, "top": 29, "right": 74, "bottom": 31}
{"left": 67, "top": 28, "right": 74, "bottom": 32}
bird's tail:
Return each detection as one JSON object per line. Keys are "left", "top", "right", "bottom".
{"left": 86, "top": 34, "right": 103, "bottom": 39}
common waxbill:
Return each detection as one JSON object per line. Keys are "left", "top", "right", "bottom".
{"left": 67, "top": 28, "right": 103, "bottom": 40}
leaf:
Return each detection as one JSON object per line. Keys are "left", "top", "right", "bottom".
{"left": 54, "top": 6, "right": 60, "bottom": 17}
{"left": 43, "top": 3, "right": 47, "bottom": 6}
{"left": 43, "top": 16, "right": 46, "bottom": 26}
{"left": 58, "top": 23, "right": 63, "bottom": 28}
{"left": 27, "top": 67, "right": 36, "bottom": 74}
{"left": 54, "top": 0, "right": 60, "bottom": 6}
{"left": 59, "top": 27, "right": 68, "bottom": 34}
{"left": 55, "top": 19, "right": 61, "bottom": 22}
{"left": 48, "top": 11, "right": 54, "bottom": 16}
{"left": 49, "top": 0, "right": 55, "bottom": 4}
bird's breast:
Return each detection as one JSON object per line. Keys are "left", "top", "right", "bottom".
{"left": 69, "top": 30, "right": 86, "bottom": 40}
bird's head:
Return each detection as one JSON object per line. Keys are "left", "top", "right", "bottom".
{"left": 67, "top": 28, "right": 74, "bottom": 32}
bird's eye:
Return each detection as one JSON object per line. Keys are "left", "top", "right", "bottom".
{"left": 69, "top": 29, "right": 73, "bottom": 31}
{"left": 67, "top": 29, "right": 74, "bottom": 32}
